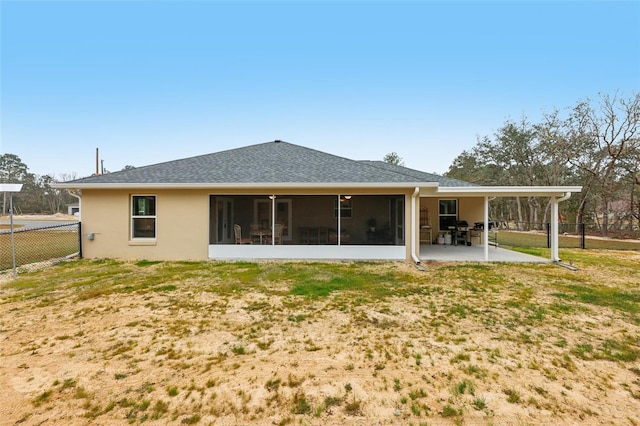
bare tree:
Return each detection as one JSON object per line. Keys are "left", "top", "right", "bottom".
{"left": 40, "top": 175, "right": 65, "bottom": 213}
{"left": 565, "top": 92, "right": 640, "bottom": 236}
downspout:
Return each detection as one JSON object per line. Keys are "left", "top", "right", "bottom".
{"left": 67, "top": 189, "right": 82, "bottom": 258}
{"left": 551, "top": 192, "right": 572, "bottom": 262}
{"left": 68, "top": 189, "right": 82, "bottom": 221}
{"left": 411, "top": 187, "right": 420, "bottom": 264}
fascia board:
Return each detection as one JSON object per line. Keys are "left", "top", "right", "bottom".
{"left": 436, "top": 186, "right": 583, "bottom": 197}
{"left": 52, "top": 182, "right": 440, "bottom": 190}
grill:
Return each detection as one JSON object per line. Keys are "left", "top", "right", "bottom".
{"left": 456, "top": 220, "right": 469, "bottom": 231}
{"left": 453, "top": 221, "right": 471, "bottom": 246}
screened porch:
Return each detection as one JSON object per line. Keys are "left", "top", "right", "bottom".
{"left": 207, "top": 194, "right": 408, "bottom": 260}
{"left": 209, "top": 194, "right": 405, "bottom": 246}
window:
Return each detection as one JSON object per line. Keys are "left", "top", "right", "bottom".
{"left": 335, "top": 197, "right": 352, "bottom": 218}
{"left": 132, "top": 195, "right": 156, "bottom": 238}
{"left": 438, "top": 199, "right": 457, "bottom": 231}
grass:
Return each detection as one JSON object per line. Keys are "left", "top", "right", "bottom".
{"left": 554, "top": 284, "right": 640, "bottom": 315}
{"left": 1, "top": 259, "right": 434, "bottom": 304}
{"left": 497, "top": 230, "right": 640, "bottom": 251}
{"left": 504, "top": 388, "right": 522, "bottom": 403}
{"left": 287, "top": 262, "right": 428, "bottom": 299}
{"left": 472, "top": 396, "right": 487, "bottom": 410}
{"left": 2, "top": 251, "right": 639, "bottom": 425}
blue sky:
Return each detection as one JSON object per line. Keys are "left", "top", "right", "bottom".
{"left": 1, "top": 0, "right": 638, "bottom": 178}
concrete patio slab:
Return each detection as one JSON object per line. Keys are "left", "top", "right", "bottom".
{"left": 419, "top": 243, "right": 549, "bottom": 263}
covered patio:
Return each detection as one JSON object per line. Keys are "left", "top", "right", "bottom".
{"left": 419, "top": 243, "right": 548, "bottom": 263}
{"left": 420, "top": 186, "right": 582, "bottom": 263}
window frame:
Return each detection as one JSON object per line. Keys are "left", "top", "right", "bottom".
{"left": 438, "top": 199, "right": 458, "bottom": 231}
{"left": 131, "top": 195, "right": 157, "bottom": 239}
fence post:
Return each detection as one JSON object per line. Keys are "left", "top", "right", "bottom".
{"left": 10, "top": 193, "right": 17, "bottom": 278}
{"left": 580, "top": 222, "right": 585, "bottom": 249}
{"left": 546, "top": 222, "right": 550, "bottom": 249}
{"left": 78, "top": 222, "right": 83, "bottom": 258}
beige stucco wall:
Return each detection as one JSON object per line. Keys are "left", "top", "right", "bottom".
{"left": 458, "top": 197, "right": 485, "bottom": 225}
{"left": 81, "top": 189, "right": 210, "bottom": 260}
{"left": 80, "top": 187, "right": 417, "bottom": 261}
{"left": 420, "top": 196, "right": 485, "bottom": 233}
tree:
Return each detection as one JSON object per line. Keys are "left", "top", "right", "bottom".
{"left": 383, "top": 152, "right": 405, "bottom": 166}
{"left": 459, "top": 117, "right": 548, "bottom": 228}
{"left": 40, "top": 175, "right": 66, "bottom": 214}
{"left": 445, "top": 92, "right": 640, "bottom": 238}
{"left": 0, "top": 154, "right": 29, "bottom": 215}
{"left": 13, "top": 172, "right": 41, "bottom": 214}
{"left": 562, "top": 92, "right": 640, "bottom": 237}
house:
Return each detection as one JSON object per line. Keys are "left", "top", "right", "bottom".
{"left": 54, "top": 140, "right": 581, "bottom": 263}
{"left": 67, "top": 203, "right": 80, "bottom": 216}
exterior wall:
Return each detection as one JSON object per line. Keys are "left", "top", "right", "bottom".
{"left": 80, "top": 187, "right": 416, "bottom": 262}
{"left": 81, "top": 189, "right": 210, "bottom": 260}
{"left": 458, "top": 197, "right": 484, "bottom": 225}
{"left": 420, "top": 196, "right": 485, "bottom": 234}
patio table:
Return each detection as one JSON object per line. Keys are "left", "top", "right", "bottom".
{"left": 250, "top": 228, "right": 272, "bottom": 244}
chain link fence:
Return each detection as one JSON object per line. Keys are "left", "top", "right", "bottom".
{"left": 494, "top": 222, "right": 640, "bottom": 251}
{"left": 0, "top": 222, "right": 80, "bottom": 277}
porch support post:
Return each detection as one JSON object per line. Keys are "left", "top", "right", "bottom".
{"left": 550, "top": 192, "right": 572, "bottom": 262}
{"left": 410, "top": 187, "right": 420, "bottom": 264}
{"left": 551, "top": 196, "right": 558, "bottom": 261}
{"left": 337, "top": 195, "right": 341, "bottom": 246}
{"left": 271, "top": 195, "right": 276, "bottom": 246}
{"left": 483, "top": 196, "right": 489, "bottom": 261}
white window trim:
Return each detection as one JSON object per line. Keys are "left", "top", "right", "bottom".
{"left": 438, "top": 198, "right": 458, "bottom": 232}
{"left": 131, "top": 194, "right": 157, "bottom": 240}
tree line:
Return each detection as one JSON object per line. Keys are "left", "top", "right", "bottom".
{"left": 445, "top": 92, "right": 640, "bottom": 237}
{"left": 0, "top": 153, "right": 78, "bottom": 216}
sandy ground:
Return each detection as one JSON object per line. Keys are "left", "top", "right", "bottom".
{"left": 0, "top": 258, "right": 639, "bottom": 425}
{"left": 0, "top": 213, "right": 78, "bottom": 222}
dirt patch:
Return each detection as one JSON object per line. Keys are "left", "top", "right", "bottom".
{"left": 0, "top": 213, "right": 78, "bottom": 221}
{"left": 1, "top": 257, "right": 639, "bottom": 425}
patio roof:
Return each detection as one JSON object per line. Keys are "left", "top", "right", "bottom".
{"left": 433, "top": 185, "right": 583, "bottom": 197}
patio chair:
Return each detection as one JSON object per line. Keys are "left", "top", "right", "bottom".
{"left": 249, "top": 223, "right": 263, "bottom": 244}
{"left": 266, "top": 223, "right": 284, "bottom": 245}
{"left": 233, "top": 224, "right": 253, "bottom": 244}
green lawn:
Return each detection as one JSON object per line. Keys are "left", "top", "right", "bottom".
{"left": 496, "top": 230, "right": 640, "bottom": 250}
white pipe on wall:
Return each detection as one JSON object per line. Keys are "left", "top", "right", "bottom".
{"left": 68, "top": 189, "right": 82, "bottom": 221}
{"left": 411, "top": 187, "right": 420, "bottom": 264}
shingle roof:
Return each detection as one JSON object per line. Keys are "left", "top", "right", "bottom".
{"left": 358, "top": 161, "right": 478, "bottom": 187}
{"left": 63, "top": 140, "right": 473, "bottom": 187}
